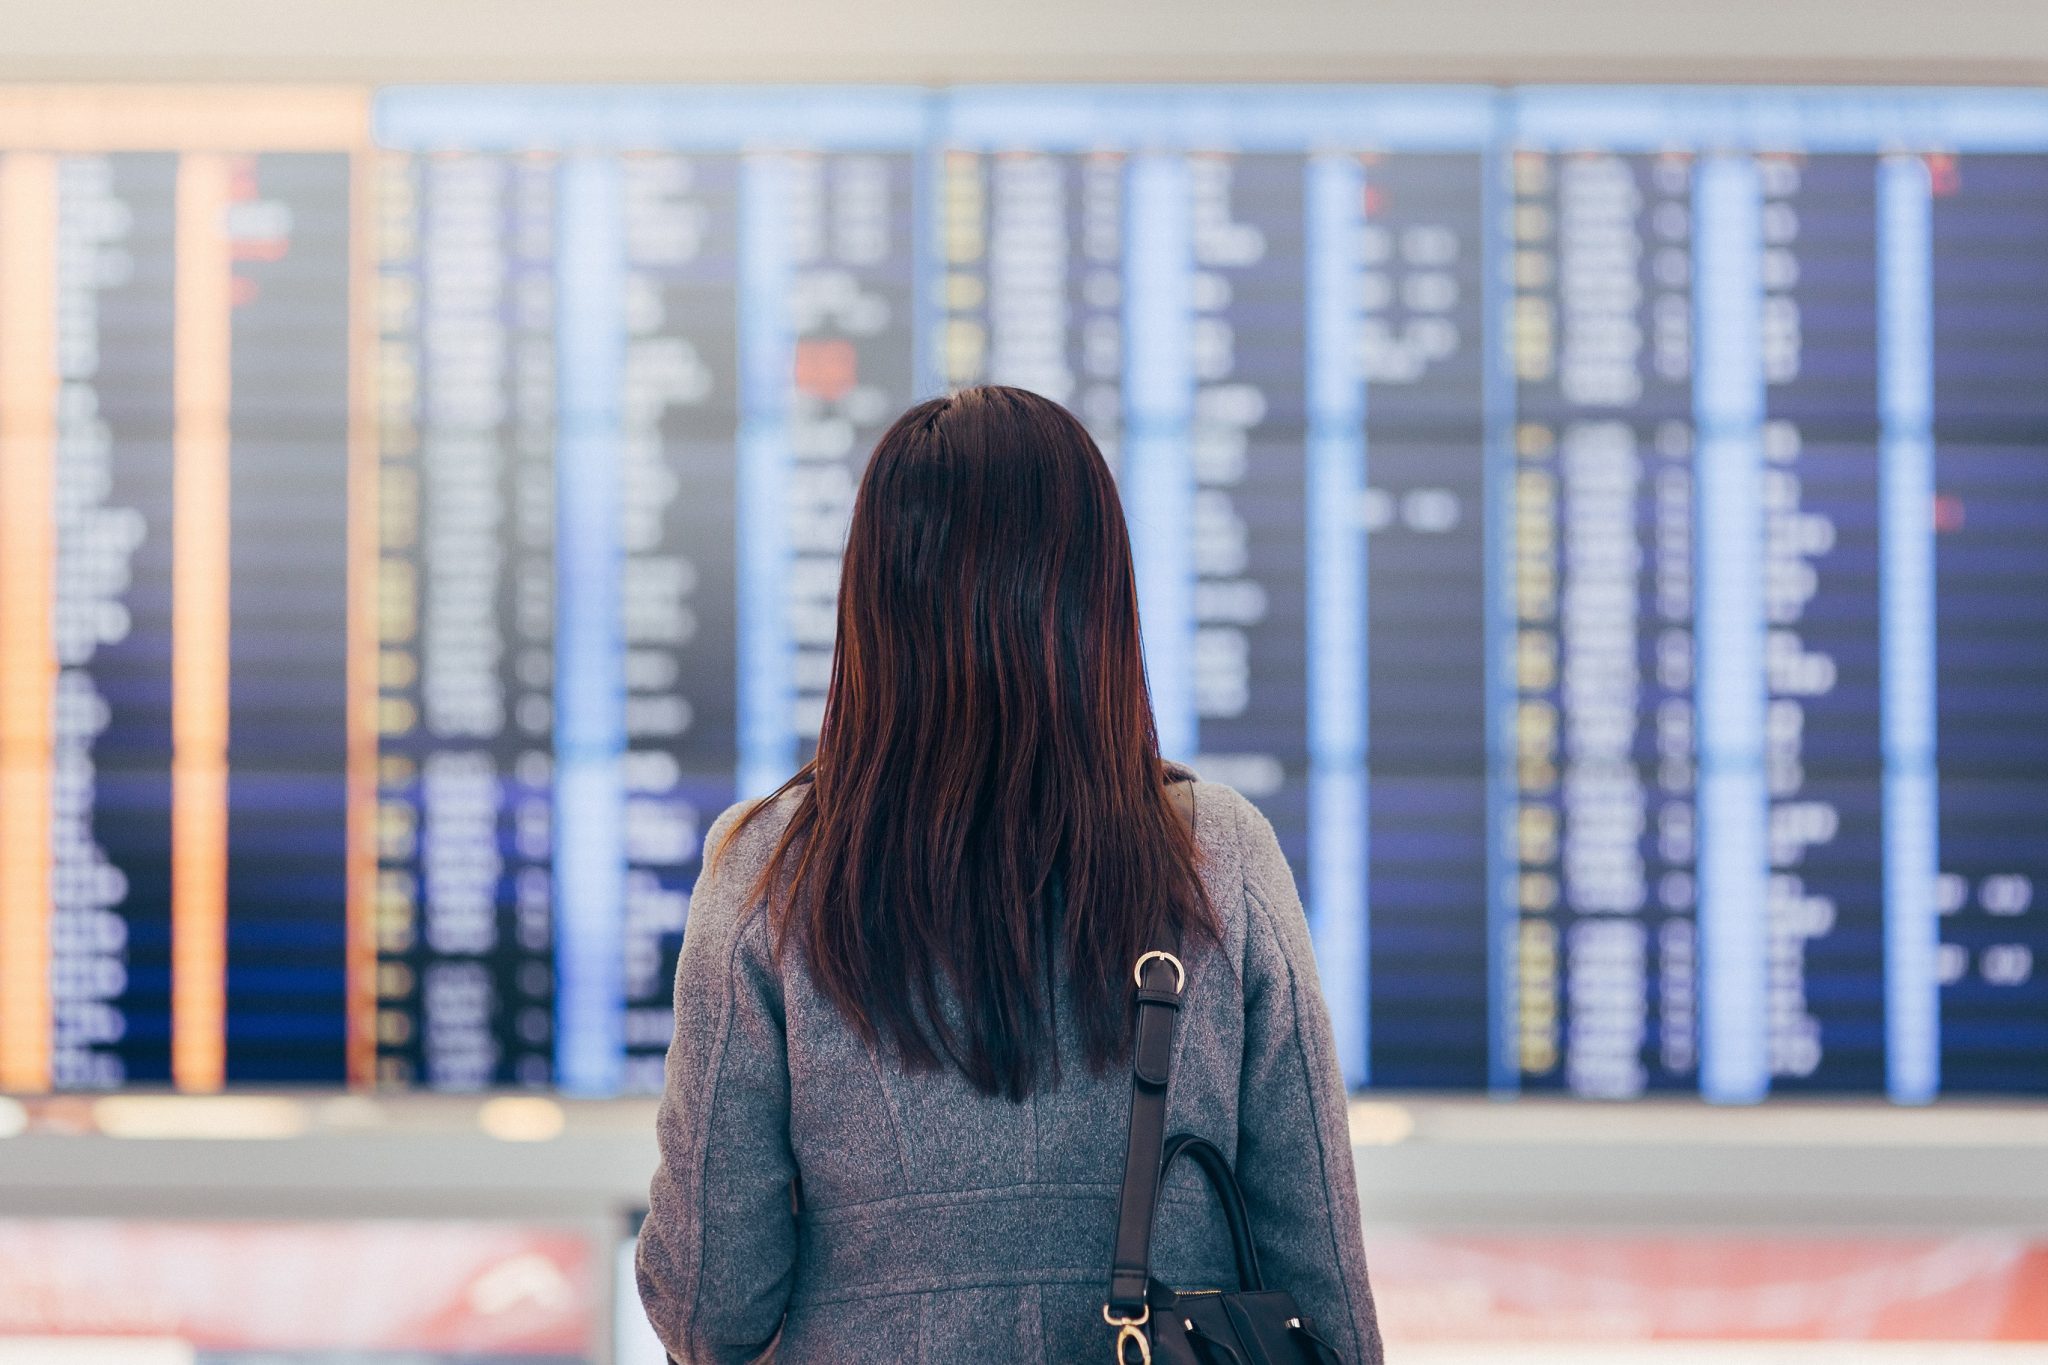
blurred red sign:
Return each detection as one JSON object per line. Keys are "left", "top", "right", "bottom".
{"left": 1370, "top": 1234, "right": 2048, "bottom": 1344}
{"left": 0, "top": 1220, "right": 595, "bottom": 1355}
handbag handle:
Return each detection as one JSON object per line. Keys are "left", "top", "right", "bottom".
{"left": 1159, "top": 1133, "right": 1264, "bottom": 1294}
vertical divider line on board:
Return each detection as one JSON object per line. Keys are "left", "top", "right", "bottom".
{"left": 1305, "top": 152, "right": 1370, "bottom": 1088}
{"left": 1124, "top": 153, "right": 1198, "bottom": 765}
{"left": 171, "top": 151, "right": 233, "bottom": 1095}
{"left": 555, "top": 153, "right": 629, "bottom": 1096}
{"left": 0, "top": 151, "right": 58, "bottom": 1094}
{"left": 913, "top": 93, "right": 945, "bottom": 403}
{"left": 346, "top": 131, "right": 381, "bottom": 1089}
{"left": 1877, "top": 153, "right": 1940, "bottom": 1106}
{"left": 736, "top": 154, "right": 796, "bottom": 801}
{"left": 1693, "top": 154, "right": 1770, "bottom": 1105}
{"left": 1481, "top": 98, "right": 1523, "bottom": 1095}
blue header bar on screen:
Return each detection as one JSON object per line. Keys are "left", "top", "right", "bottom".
{"left": 939, "top": 85, "right": 1501, "bottom": 150}
{"left": 376, "top": 85, "right": 936, "bottom": 150}
{"left": 378, "top": 86, "right": 2048, "bottom": 156}
{"left": 1513, "top": 86, "right": 2048, "bottom": 150}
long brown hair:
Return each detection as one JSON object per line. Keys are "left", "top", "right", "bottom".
{"left": 725, "top": 385, "right": 1212, "bottom": 1100}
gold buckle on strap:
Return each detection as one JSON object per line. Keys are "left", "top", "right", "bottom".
{"left": 1132, "top": 950, "right": 1185, "bottom": 993}
{"left": 1103, "top": 1303, "right": 1151, "bottom": 1365}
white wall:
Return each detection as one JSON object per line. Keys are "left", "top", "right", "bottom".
{"left": 3, "top": 0, "right": 2048, "bottom": 84}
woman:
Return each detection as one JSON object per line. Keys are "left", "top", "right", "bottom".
{"left": 637, "top": 386, "right": 1381, "bottom": 1363}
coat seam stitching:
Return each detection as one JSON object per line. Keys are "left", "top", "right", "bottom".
{"left": 1244, "top": 869, "right": 1368, "bottom": 1356}
{"left": 680, "top": 897, "right": 764, "bottom": 1356}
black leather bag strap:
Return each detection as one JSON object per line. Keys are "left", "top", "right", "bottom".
{"left": 1106, "top": 932, "right": 1183, "bottom": 1317}
{"left": 1105, "top": 780, "right": 1195, "bottom": 1323}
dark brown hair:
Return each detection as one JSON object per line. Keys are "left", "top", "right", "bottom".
{"left": 725, "top": 385, "right": 1212, "bottom": 1100}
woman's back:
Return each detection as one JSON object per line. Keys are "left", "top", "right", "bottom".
{"left": 636, "top": 768, "right": 1383, "bottom": 1363}
{"left": 634, "top": 386, "right": 1380, "bottom": 1362}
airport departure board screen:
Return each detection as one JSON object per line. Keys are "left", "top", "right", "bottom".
{"left": 0, "top": 91, "right": 370, "bottom": 1092}
{"left": 0, "top": 85, "right": 2042, "bottom": 1100}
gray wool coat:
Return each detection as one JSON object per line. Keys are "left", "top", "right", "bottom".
{"left": 636, "top": 769, "right": 1384, "bottom": 1363}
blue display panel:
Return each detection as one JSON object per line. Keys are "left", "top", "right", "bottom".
{"left": 1508, "top": 88, "right": 2048, "bottom": 1101}
{"left": 373, "top": 89, "right": 928, "bottom": 1092}
{"left": 360, "top": 83, "right": 2048, "bottom": 1099}
{"left": 936, "top": 88, "right": 1502, "bottom": 1088}
{"left": 1927, "top": 151, "right": 2048, "bottom": 1094}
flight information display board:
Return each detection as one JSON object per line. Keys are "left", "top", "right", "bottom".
{"left": 936, "top": 90, "right": 1503, "bottom": 1090}
{"left": 0, "top": 84, "right": 2042, "bottom": 1101}
{"left": 1507, "top": 90, "right": 2048, "bottom": 1102}
{"left": 370, "top": 90, "right": 929, "bottom": 1092}
{"left": 0, "top": 90, "right": 372, "bottom": 1093}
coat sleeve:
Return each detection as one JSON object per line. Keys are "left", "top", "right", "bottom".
{"left": 1231, "top": 794, "right": 1385, "bottom": 1364}
{"left": 636, "top": 805, "right": 798, "bottom": 1364}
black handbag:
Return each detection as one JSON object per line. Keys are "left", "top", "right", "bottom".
{"left": 1102, "top": 937, "right": 1348, "bottom": 1365}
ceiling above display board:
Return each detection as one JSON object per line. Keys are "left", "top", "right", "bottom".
{"left": 3, "top": 0, "right": 2048, "bottom": 84}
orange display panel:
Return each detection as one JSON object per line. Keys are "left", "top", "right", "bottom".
{"left": 0, "top": 89, "right": 373, "bottom": 1091}
{"left": 0, "top": 153, "right": 59, "bottom": 1093}
{"left": 169, "top": 152, "right": 232, "bottom": 1093}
